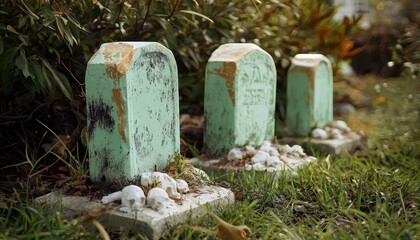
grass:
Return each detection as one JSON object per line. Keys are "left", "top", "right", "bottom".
{"left": 0, "top": 76, "right": 419, "bottom": 239}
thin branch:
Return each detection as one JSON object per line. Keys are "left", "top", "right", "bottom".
{"left": 167, "top": 0, "right": 180, "bottom": 20}
{"left": 139, "top": 0, "right": 153, "bottom": 32}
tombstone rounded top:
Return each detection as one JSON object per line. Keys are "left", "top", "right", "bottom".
{"left": 209, "top": 43, "right": 270, "bottom": 62}
{"left": 291, "top": 54, "right": 332, "bottom": 70}
{"left": 88, "top": 41, "right": 170, "bottom": 65}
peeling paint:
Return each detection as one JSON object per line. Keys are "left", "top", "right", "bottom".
{"left": 112, "top": 88, "right": 127, "bottom": 142}
{"left": 86, "top": 42, "right": 180, "bottom": 181}
{"left": 103, "top": 43, "right": 134, "bottom": 82}
{"left": 87, "top": 98, "right": 114, "bottom": 140}
{"left": 290, "top": 66, "right": 316, "bottom": 89}
{"left": 205, "top": 44, "right": 276, "bottom": 156}
{"left": 287, "top": 54, "right": 333, "bottom": 136}
{"left": 101, "top": 43, "right": 133, "bottom": 142}
{"left": 105, "top": 65, "right": 125, "bottom": 82}
{"left": 214, "top": 62, "right": 237, "bottom": 106}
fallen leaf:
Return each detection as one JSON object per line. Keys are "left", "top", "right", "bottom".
{"left": 210, "top": 213, "right": 252, "bottom": 240}
{"left": 92, "top": 220, "right": 110, "bottom": 240}
{"left": 373, "top": 96, "right": 386, "bottom": 105}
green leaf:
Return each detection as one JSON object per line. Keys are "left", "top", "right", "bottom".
{"left": 15, "top": 50, "right": 31, "bottom": 78}
{"left": 0, "top": 37, "right": 3, "bottom": 55}
{"left": 6, "top": 25, "right": 19, "bottom": 34}
{"left": 18, "top": 16, "right": 26, "bottom": 29}
{"left": 28, "top": 59, "right": 45, "bottom": 91}
{"left": 18, "top": 0, "right": 40, "bottom": 20}
{"left": 0, "top": 47, "right": 18, "bottom": 82}
{"left": 180, "top": 10, "right": 214, "bottom": 24}
{"left": 154, "top": 17, "right": 177, "bottom": 49}
{"left": 41, "top": 10, "right": 56, "bottom": 27}
{"left": 41, "top": 58, "right": 73, "bottom": 100}
{"left": 18, "top": 34, "right": 29, "bottom": 46}
{"left": 40, "top": 62, "right": 54, "bottom": 91}
{"left": 55, "top": 17, "right": 66, "bottom": 40}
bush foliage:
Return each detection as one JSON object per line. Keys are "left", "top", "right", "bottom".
{"left": 0, "top": 0, "right": 362, "bottom": 174}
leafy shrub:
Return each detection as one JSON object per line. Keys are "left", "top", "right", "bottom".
{"left": 0, "top": 0, "right": 362, "bottom": 181}
{"left": 393, "top": 25, "right": 420, "bottom": 79}
{"left": 233, "top": 0, "right": 363, "bottom": 121}
{"left": 0, "top": 0, "right": 83, "bottom": 100}
{"left": 0, "top": 0, "right": 232, "bottom": 181}
{"left": 351, "top": 20, "right": 407, "bottom": 77}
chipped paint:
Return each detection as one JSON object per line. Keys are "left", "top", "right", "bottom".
{"left": 214, "top": 62, "right": 237, "bottom": 106}
{"left": 209, "top": 43, "right": 263, "bottom": 62}
{"left": 103, "top": 43, "right": 134, "bottom": 82}
{"left": 87, "top": 98, "right": 115, "bottom": 140}
{"left": 112, "top": 88, "right": 127, "bottom": 142}
{"left": 102, "top": 43, "right": 134, "bottom": 142}
{"left": 204, "top": 44, "right": 276, "bottom": 156}
{"left": 85, "top": 42, "right": 180, "bottom": 181}
{"left": 290, "top": 66, "right": 316, "bottom": 89}
{"left": 286, "top": 54, "right": 333, "bottom": 136}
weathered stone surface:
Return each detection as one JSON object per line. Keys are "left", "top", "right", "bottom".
{"left": 204, "top": 43, "right": 277, "bottom": 157}
{"left": 287, "top": 54, "right": 333, "bottom": 137}
{"left": 36, "top": 186, "right": 234, "bottom": 240}
{"left": 85, "top": 42, "right": 179, "bottom": 181}
{"left": 281, "top": 131, "right": 363, "bottom": 156}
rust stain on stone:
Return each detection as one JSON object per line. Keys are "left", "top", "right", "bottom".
{"left": 112, "top": 88, "right": 127, "bottom": 142}
{"left": 214, "top": 62, "right": 237, "bottom": 106}
{"left": 103, "top": 43, "right": 134, "bottom": 83}
{"left": 290, "top": 66, "right": 316, "bottom": 89}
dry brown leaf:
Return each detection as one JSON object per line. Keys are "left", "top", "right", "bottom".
{"left": 92, "top": 220, "right": 110, "bottom": 240}
{"left": 210, "top": 213, "right": 252, "bottom": 240}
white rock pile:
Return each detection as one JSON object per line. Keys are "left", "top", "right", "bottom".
{"left": 101, "top": 172, "right": 190, "bottom": 213}
{"left": 311, "top": 120, "right": 352, "bottom": 140}
{"left": 227, "top": 140, "right": 317, "bottom": 173}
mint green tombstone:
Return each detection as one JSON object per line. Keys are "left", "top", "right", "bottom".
{"left": 204, "top": 43, "right": 277, "bottom": 157}
{"left": 286, "top": 54, "right": 333, "bottom": 137}
{"left": 86, "top": 42, "right": 179, "bottom": 181}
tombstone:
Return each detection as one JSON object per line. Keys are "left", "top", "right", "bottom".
{"left": 286, "top": 54, "right": 333, "bottom": 137}
{"left": 85, "top": 42, "right": 179, "bottom": 181}
{"left": 204, "top": 43, "right": 277, "bottom": 157}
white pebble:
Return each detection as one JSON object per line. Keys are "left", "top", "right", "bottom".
{"left": 176, "top": 179, "right": 189, "bottom": 193}
{"left": 250, "top": 163, "right": 267, "bottom": 171}
{"left": 281, "top": 155, "right": 301, "bottom": 166}
{"left": 307, "top": 156, "right": 317, "bottom": 162}
{"left": 311, "top": 128, "right": 328, "bottom": 139}
{"left": 227, "top": 147, "right": 243, "bottom": 161}
{"left": 331, "top": 120, "right": 351, "bottom": 132}
{"left": 244, "top": 145, "right": 256, "bottom": 155}
{"left": 251, "top": 151, "right": 270, "bottom": 165}
{"left": 266, "top": 156, "right": 281, "bottom": 167}
{"left": 245, "top": 164, "right": 253, "bottom": 171}
{"left": 329, "top": 128, "right": 344, "bottom": 139}
{"left": 259, "top": 145, "right": 272, "bottom": 153}
{"left": 291, "top": 145, "right": 305, "bottom": 157}
{"left": 278, "top": 144, "right": 293, "bottom": 154}
{"left": 266, "top": 167, "right": 278, "bottom": 172}
{"left": 260, "top": 140, "right": 272, "bottom": 148}
{"left": 268, "top": 147, "right": 280, "bottom": 156}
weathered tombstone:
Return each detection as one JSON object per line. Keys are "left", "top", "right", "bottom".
{"left": 286, "top": 54, "right": 333, "bottom": 137}
{"left": 85, "top": 42, "right": 179, "bottom": 181}
{"left": 204, "top": 43, "right": 277, "bottom": 156}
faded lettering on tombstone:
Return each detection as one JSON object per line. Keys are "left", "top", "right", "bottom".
{"left": 286, "top": 54, "right": 333, "bottom": 137}
{"left": 204, "top": 43, "right": 277, "bottom": 156}
{"left": 86, "top": 42, "right": 179, "bottom": 181}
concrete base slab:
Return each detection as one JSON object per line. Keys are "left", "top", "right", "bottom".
{"left": 189, "top": 157, "right": 225, "bottom": 174}
{"left": 36, "top": 185, "right": 234, "bottom": 240}
{"left": 280, "top": 132, "right": 364, "bottom": 155}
